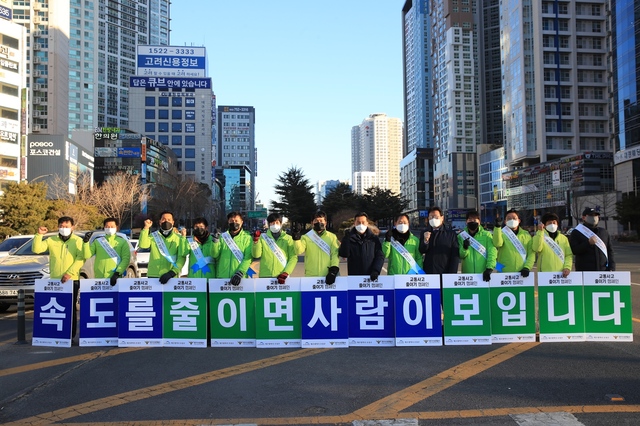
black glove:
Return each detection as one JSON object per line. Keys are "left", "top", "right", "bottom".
{"left": 83, "top": 231, "right": 93, "bottom": 243}
{"left": 277, "top": 272, "right": 288, "bottom": 284}
{"left": 230, "top": 270, "right": 243, "bottom": 286}
{"left": 370, "top": 271, "right": 379, "bottom": 281}
{"left": 110, "top": 271, "right": 120, "bottom": 286}
{"left": 483, "top": 269, "right": 492, "bottom": 282}
{"left": 211, "top": 228, "right": 221, "bottom": 243}
{"left": 520, "top": 268, "right": 530, "bottom": 278}
{"left": 159, "top": 270, "right": 176, "bottom": 284}
{"left": 495, "top": 217, "right": 503, "bottom": 227}
{"left": 325, "top": 266, "right": 339, "bottom": 285}
{"left": 384, "top": 231, "right": 392, "bottom": 242}
{"left": 291, "top": 225, "right": 302, "bottom": 241}
{"left": 463, "top": 238, "right": 470, "bottom": 250}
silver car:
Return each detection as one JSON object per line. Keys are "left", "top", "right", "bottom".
{"left": 0, "top": 231, "right": 138, "bottom": 313}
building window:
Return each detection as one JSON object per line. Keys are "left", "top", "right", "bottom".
{"left": 185, "top": 136, "right": 195, "bottom": 145}
{"left": 185, "top": 161, "right": 196, "bottom": 171}
{"left": 172, "top": 110, "right": 182, "bottom": 120}
{"left": 185, "top": 111, "right": 195, "bottom": 120}
{"left": 159, "top": 97, "right": 169, "bottom": 106}
{"left": 145, "top": 96, "right": 155, "bottom": 106}
{"left": 172, "top": 148, "right": 182, "bottom": 158}
{"left": 158, "top": 122, "right": 169, "bottom": 132}
{"left": 185, "top": 148, "right": 195, "bottom": 158}
{"left": 159, "top": 110, "right": 169, "bottom": 119}
{"left": 172, "top": 123, "right": 182, "bottom": 132}
{"left": 172, "top": 135, "right": 182, "bottom": 145}
{"left": 172, "top": 97, "right": 182, "bottom": 107}
{"left": 145, "top": 122, "right": 155, "bottom": 132}
{"left": 158, "top": 135, "right": 169, "bottom": 144}
{"left": 145, "top": 110, "right": 155, "bottom": 119}
{"left": 185, "top": 98, "right": 195, "bottom": 106}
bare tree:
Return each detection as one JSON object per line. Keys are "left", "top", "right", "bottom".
{"left": 89, "top": 172, "right": 150, "bottom": 224}
{"left": 147, "top": 175, "right": 212, "bottom": 227}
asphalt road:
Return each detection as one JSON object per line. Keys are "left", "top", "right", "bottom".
{"left": 0, "top": 241, "right": 639, "bottom": 425}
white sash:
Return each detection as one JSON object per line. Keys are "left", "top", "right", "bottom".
{"left": 459, "top": 231, "right": 487, "bottom": 258}
{"left": 96, "top": 236, "right": 120, "bottom": 264}
{"left": 221, "top": 232, "right": 244, "bottom": 263}
{"left": 187, "top": 237, "right": 213, "bottom": 274}
{"left": 151, "top": 231, "right": 177, "bottom": 267}
{"left": 575, "top": 224, "right": 608, "bottom": 260}
{"left": 543, "top": 233, "right": 565, "bottom": 264}
{"left": 306, "top": 230, "right": 331, "bottom": 257}
{"left": 390, "top": 238, "right": 424, "bottom": 274}
{"left": 502, "top": 226, "right": 527, "bottom": 262}
{"left": 261, "top": 233, "right": 287, "bottom": 268}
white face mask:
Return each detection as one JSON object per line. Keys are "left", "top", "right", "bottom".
{"left": 269, "top": 224, "right": 281, "bottom": 233}
{"left": 104, "top": 227, "right": 117, "bottom": 236}
{"left": 545, "top": 224, "right": 558, "bottom": 233}
{"left": 59, "top": 227, "right": 72, "bottom": 237}
{"left": 355, "top": 224, "right": 367, "bottom": 234}
{"left": 428, "top": 218, "right": 442, "bottom": 228}
{"left": 585, "top": 216, "right": 599, "bottom": 226}
{"left": 506, "top": 219, "right": 519, "bottom": 229}
{"left": 396, "top": 224, "right": 409, "bottom": 234}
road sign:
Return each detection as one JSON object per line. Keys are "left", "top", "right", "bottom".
{"left": 247, "top": 210, "right": 267, "bottom": 219}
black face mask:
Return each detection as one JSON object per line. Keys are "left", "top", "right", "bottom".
{"left": 313, "top": 222, "right": 325, "bottom": 232}
{"left": 228, "top": 222, "right": 240, "bottom": 232}
{"left": 160, "top": 221, "right": 173, "bottom": 231}
{"left": 193, "top": 228, "right": 206, "bottom": 237}
{"left": 467, "top": 222, "right": 479, "bottom": 232}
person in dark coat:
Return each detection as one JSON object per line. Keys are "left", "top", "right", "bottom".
{"left": 569, "top": 207, "right": 615, "bottom": 271}
{"left": 419, "top": 206, "right": 460, "bottom": 274}
{"left": 339, "top": 212, "right": 384, "bottom": 280}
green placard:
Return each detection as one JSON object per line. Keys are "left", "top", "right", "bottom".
{"left": 538, "top": 272, "right": 585, "bottom": 342}
{"left": 442, "top": 274, "right": 492, "bottom": 345}
{"left": 162, "top": 278, "right": 208, "bottom": 348}
{"left": 489, "top": 273, "right": 536, "bottom": 343}
{"left": 255, "top": 278, "right": 301, "bottom": 347}
{"left": 209, "top": 279, "right": 256, "bottom": 347}
{"left": 583, "top": 272, "right": 633, "bottom": 342}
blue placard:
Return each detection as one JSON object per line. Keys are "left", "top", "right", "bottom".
{"left": 117, "top": 147, "right": 141, "bottom": 158}
{"left": 79, "top": 279, "right": 119, "bottom": 346}
{"left": 300, "top": 277, "right": 349, "bottom": 348}
{"left": 137, "top": 55, "right": 206, "bottom": 69}
{"left": 32, "top": 279, "right": 74, "bottom": 347}
{"left": 394, "top": 275, "right": 443, "bottom": 346}
{"left": 118, "top": 278, "right": 163, "bottom": 347}
{"left": 347, "top": 276, "right": 395, "bottom": 346}
{"left": 129, "top": 77, "right": 211, "bottom": 89}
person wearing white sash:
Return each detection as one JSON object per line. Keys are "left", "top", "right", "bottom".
{"left": 493, "top": 209, "right": 535, "bottom": 276}
{"left": 382, "top": 214, "right": 422, "bottom": 275}
{"left": 569, "top": 207, "right": 615, "bottom": 271}
{"left": 252, "top": 213, "right": 296, "bottom": 283}
{"left": 139, "top": 211, "right": 189, "bottom": 283}
{"left": 292, "top": 211, "right": 340, "bottom": 283}
{"left": 83, "top": 217, "right": 131, "bottom": 286}
{"left": 532, "top": 212, "right": 573, "bottom": 277}
{"left": 213, "top": 211, "right": 252, "bottom": 285}
{"left": 458, "top": 211, "right": 496, "bottom": 281}
{"left": 185, "top": 217, "right": 216, "bottom": 279}
{"left": 339, "top": 212, "right": 384, "bottom": 280}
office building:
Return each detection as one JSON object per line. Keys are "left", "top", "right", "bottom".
{"left": 351, "top": 113, "right": 403, "bottom": 195}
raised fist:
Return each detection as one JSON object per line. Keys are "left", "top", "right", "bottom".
{"left": 143, "top": 219, "right": 153, "bottom": 229}
{"left": 38, "top": 226, "right": 48, "bottom": 235}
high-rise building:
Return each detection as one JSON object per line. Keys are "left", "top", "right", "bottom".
{"left": 401, "top": 0, "right": 434, "bottom": 219}
{"left": 0, "top": 14, "right": 26, "bottom": 187}
{"left": 430, "top": 0, "right": 480, "bottom": 211}
{"left": 351, "top": 113, "right": 403, "bottom": 195}
{"left": 500, "top": 0, "right": 613, "bottom": 212}
{"left": 217, "top": 106, "right": 256, "bottom": 212}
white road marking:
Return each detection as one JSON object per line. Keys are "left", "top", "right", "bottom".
{"left": 511, "top": 412, "right": 585, "bottom": 425}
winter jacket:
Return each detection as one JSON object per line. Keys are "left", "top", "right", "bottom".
{"left": 294, "top": 230, "right": 340, "bottom": 277}
{"left": 185, "top": 235, "right": 216, "bottom": 279}
{"left": 381, "top": 230, "right": 422, "bottom": 275}
{"left": 33, "top": 233, "right": 84, "bottom": 280}
{"left": 532, "top": 230, "right": 573, "bottom": 272}
{"left": 419, "top": 226, "right": 460, "bottom": 274}
{"left": 138, "top": 229, "right": 189, "bottom": 277}
{"left": 83, "top": 234, "right": 131, "bottom": 278}
{"left": 492, "top": 226, "right": 535, "bottom": 272}
{"left": 338, "top": 227, "right": 384, "bottom": 276}
{"left": 458, "top": 226, "right": 497, "bottom": 273}
{"left": 569, "top": 224, "right": 615, "bottom": 271}
{"left": 251, "top": 231, "right": 297, "bottom": 278}
{"left": 212, "top": 230, "right": 253, "bottom": 278}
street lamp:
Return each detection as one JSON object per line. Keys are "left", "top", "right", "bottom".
{"left": 28, "top": 173, "right": 53, "bottom": 183}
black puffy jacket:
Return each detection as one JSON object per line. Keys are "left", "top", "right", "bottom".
{"left": 338, "top": 227, "right": 384, "bottom": 276}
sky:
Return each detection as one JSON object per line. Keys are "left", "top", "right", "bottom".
{"left": 170, "top": 0, "right": 405, "bottom": 207}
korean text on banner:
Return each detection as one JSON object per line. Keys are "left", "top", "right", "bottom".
{"left": 489, "top": 272, "right": 536, "bottom": 343}
{"left": 118, "top": 278, "right": 164, "bottom": 347}
{"left": 538, "top": 272, "right": 586, "bottom": 342}
{"left": 163, "top": 278, "right": 208, "bottom": 348}
{"left": 32, "top": 279, "right": 74, "bottom": 347}
{"left": 442, "top": 274, "right": 492, "bottom": 345}
{"left": 209, "top": 278, "right": 256, "bottom": 347}
{"left": 79, "top": 279, "right": 119, "bottom": 346}
{"left": 583, "top": 271, "right": 633, "bottom": 342}
{"left": 300, "top": 276, "right": 349, "bottom": 348}
{"left": 394, "top": 274, "right": 442, "bottom": 346}
{"left": 255, "top": 277, "right": 302, "bottom": 348}
{"left": 347, "top": 275, "right": 395, "bottom": 347}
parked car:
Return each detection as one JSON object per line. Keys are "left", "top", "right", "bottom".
{"left": 130, "top": 239, "right": 150, "bottom": 277}
{"left": 0, "top": 235, "right": 33, "bottom": 258}
{"left": 0, "top": 231, "right": 137, "bottom": 313}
